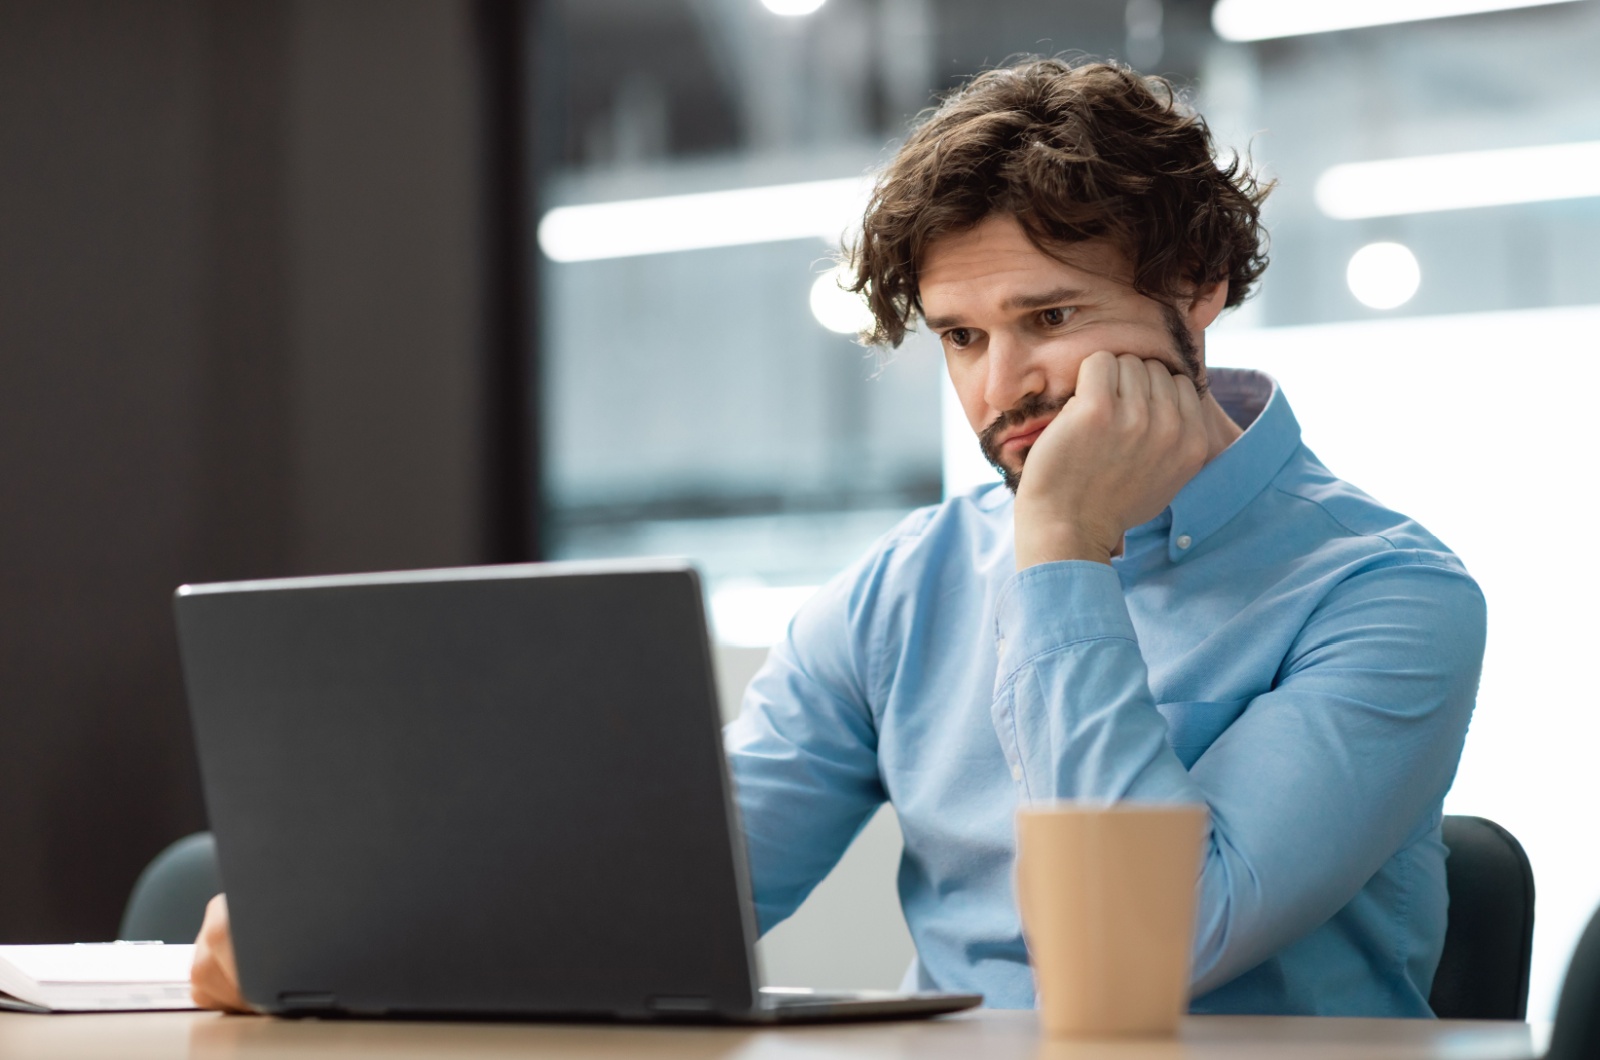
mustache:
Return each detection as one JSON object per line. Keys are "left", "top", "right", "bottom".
{"left": 977, "top": 392, "right": 1071, "bottom": 458}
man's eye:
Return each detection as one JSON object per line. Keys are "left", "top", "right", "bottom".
{"left": 945, "top": 328, "right": 972, "bottom": 348}
{"left": 1040, "top": 307, "right": 1070, "bottom": 327}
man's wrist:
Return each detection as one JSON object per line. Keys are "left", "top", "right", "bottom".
{"left": 1012, "top": 489, "right": 1126, "bottom": 569}
{"left": 1015, "top": 527, "right": 1116, "bottom": 570}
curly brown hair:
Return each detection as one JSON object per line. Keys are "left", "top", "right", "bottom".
{"left": 850, "top": 58, "right": 1272, "bottom": 348}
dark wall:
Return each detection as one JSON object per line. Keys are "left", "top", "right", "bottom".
{"left": 0, "top": 0, "right": 525, "bottom": 942}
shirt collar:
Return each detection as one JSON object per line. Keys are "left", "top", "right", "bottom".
{"left": 1161, "top": 368, "right": 1301, "bottom": 564}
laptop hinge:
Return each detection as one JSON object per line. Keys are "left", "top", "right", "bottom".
{"left": 648, "top": 995, "right": 714, "bottom": 1013}
{"left": 278, "top": 991, "right": 338, "bottom": 1013}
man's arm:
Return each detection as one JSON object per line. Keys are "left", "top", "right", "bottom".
{"left": 723, "top": 549, "right": 893, "bottom": 934}
{"left": 994, "top": 556, "right": 1484, "bottom": 992}
{"left": 1005, "top": 350, "right": 1485, "bottom": 992}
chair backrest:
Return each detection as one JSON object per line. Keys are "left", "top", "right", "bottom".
{"left": 119, "top": 831, "right": 221, "bottom": 944}
{"left": 1428, "top": 815, "right": 1534, "bottom": 1020}
{"left": 1547, "top": 899, "right": 1600, "bottom": 1060}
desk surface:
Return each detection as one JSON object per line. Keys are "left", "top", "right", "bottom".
{"left": 0, "top": 1009, "right": 1544, "bottom": 1060}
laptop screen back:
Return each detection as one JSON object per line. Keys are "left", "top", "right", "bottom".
{"left": 175, "top": 560, "right": 760, "bottom": 1018}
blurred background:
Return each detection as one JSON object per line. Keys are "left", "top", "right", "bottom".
{"left": 3, "top": 0, "right": 1598, "bottom": 1020}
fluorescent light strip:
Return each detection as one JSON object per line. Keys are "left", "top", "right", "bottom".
{"left": 538, "top": 176, "right": 874, "bottom": 262}
{"left": 1212, "top": 0, "right": 1582, "bottom": 41}
{"left": 1315, "top": 140, "right": 1600, "bottom": 219}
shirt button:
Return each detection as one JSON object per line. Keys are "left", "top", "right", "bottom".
{"left": 1176, "top": 534, "right": 1193, "bottom": 550}
{"left": 1011, "top": 765, "right": 1023, "bottom": 781}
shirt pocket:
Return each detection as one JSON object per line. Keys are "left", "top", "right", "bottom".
{"left": 1156, "top": 699, "right": 1250, "bottom": 769}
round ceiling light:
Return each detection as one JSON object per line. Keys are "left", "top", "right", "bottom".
{"left": 810, "top": 266, "right": 874, "bottom": 335}
{"left": 1346, "top": 241, "right": 1421, "bottom": 310}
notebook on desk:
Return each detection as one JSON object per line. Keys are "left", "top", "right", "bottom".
{"left": 173, "top": 559, "right": 979, "bottom": 1024}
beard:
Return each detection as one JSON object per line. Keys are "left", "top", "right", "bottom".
{"left": 977, "top": 391, "right": 1068, "bottom": 493}
{"left": 977, "top": 305, "right": 1205, "bottom": 494}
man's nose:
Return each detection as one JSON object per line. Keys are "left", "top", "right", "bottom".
{"left": 982, "top": 331, "right": 1047, "bottom": 415}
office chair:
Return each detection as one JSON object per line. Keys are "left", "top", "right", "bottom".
{"left": 119, "top": 831, "right": 221, "bottom": 944}
{"left": 1546, "top": 900, "right": 1600, "bottom": 1060}
{"left": 1428, "top": 815, "right": 1535, "bottom": 1020}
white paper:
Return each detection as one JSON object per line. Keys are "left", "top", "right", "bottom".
{"left": 0, "top": 943, "right": 198, "bottom": 1012}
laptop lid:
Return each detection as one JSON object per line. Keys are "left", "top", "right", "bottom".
{"left": 175, "top": 559, "right": 763, "bottom": 1019}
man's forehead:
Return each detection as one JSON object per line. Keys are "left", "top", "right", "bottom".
{"left": 918, "top": 218, "right": 1129, "bottom": 310}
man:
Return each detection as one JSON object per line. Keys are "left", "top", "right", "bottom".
{"left": 192, "top": 59, "right": 1484, "bottom": 1017}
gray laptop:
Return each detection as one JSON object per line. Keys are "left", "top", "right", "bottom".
{"left": 174, "top": 558, "right": 981, "bottom": 1023}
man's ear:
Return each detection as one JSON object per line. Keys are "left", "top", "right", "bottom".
{"left": 1185, "top": 278, "right": 1230, "bottom": 332}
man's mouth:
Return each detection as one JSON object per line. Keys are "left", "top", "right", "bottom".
{"left": 1000, "top": 420, "right": 1051, "bottom": 453}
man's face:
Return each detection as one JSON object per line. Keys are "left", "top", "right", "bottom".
{"left": 919, "top": 213, "right": 1211, "bottom": 492}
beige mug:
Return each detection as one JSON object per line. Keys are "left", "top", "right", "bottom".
{"left": 1016, "top": 802, "right": 1209, "bottom": 1038}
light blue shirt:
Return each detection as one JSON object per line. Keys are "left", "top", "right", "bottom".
{"left": 724, "top": 369, "right": 1485, "bottom": 1016}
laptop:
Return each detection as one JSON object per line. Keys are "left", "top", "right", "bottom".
{"left": 174, "top": 558, "right": 981, "bottom": 1023}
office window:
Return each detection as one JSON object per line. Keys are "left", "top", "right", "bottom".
{"left": 534, "top": 0, "right": 1600, "bottom": 1011}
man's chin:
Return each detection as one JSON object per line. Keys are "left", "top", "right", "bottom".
{"left": 977, "top": 431, "right": 1030, "bottom": 493}
{"left": 987, "top": 453, "right": 1024, "bottom": 494}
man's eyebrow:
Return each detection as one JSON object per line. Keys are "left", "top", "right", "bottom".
{"left": 923, "top": 287, "right": 1088, "bottom": 331}
{"left": 1000, "top": 286, "right": 1088, "bottom": 312}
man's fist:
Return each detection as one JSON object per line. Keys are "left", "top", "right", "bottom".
{"left": 190, "top": 894, "right": 253, "bottom": 1013}
{"left": 1014, "top": 350, "right": 1209, "bottom": 569}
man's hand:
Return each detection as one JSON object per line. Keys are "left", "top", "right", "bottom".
{"left": 1014, "top": 351, "right": 1209, "bottom": 569}
{"left": 190, "top": 894, "right": 254, "bottom": 1013}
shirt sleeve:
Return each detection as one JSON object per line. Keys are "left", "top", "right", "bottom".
{"left": 722, "top": 569, "right": 887, "bottom": 935}
{"left": 991, "top": 554, "right": 1485, "bottom": 994}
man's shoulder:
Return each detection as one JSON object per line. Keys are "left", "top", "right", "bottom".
{"left": 869, "top": 482, "right": 1013, "bottom": 562}
{"left": 781, "top": 487, "right": 1009, "bottom": 679}
{"left": 1268, "top": 447, "right": 1457, "bottom": 556}
{"left": 816, "top": 484, "right": 1011, "bottom": 614}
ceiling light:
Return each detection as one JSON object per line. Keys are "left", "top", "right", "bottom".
{"left": 761, "top": 0, "right": 828, "bottom": 12}
{"left": 809, "top": 266, "right": 874, "bottom": 335}
{"left": 538, "top": 176, "right": 872, "bottom": 262}
{"left": 1316, "top": 140, "right": 1600, "bottom": 219}
{"left": 1212, "top": 0, "right": 1582, "bottom": 41}
{"left": 1346, "top": 242, "right": 1421, "bottom": 310}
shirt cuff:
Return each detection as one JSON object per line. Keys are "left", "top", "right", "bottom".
{"left": 993, "top": 561, "right": 1137, "bottom": 685}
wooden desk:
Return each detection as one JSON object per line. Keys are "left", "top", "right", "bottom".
{"left": 0, "top": 1009, "right": 1544, "bottom": 1060}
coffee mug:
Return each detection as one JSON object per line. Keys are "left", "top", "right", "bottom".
{"left": 1016, "top": 802, "right": 1209, "bottom": 1037}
